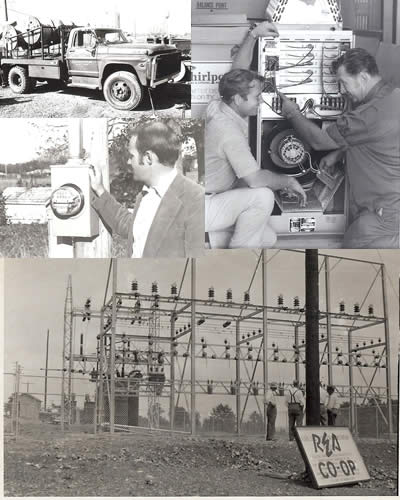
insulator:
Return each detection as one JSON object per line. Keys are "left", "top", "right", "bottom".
{"left": 247, "top": 333, "right": 251, "bottom": 338}
{"left": 247, "top": 354, "right": 252, "bottom": 360}
{"left": 244, "top": 291, "right": 250, "bottom": 303}
{"left": 151, "top": 282, "right": 158, "bottom": 294}
{"left": 197, "top": 318, "right": 205, "bottom": 326}
{"left": 278, "top": 294, "right": 284, "bottom": 306}
{"left": 321, "top": 334, "right": 325, "bottom": 339}
{"left": 282, "top": 358, "right": 287, "bottom": 363}
{"left": 339, "top": 300, "right": 345, "bottom": 313}
{"left": 211, "top": 354, "right": 217, "bottom": 359}
{"left": 253, "top": 331, "right": 256, "bottom": 336}
{"left": 241, "top": 335, "right": 245, "bottom": 340}
{"left": 85, "top": 298, "right": 91, "bottom": 308}
{"left": 293, "top": 296, "right": 300, "bottom": 308}
{"left": 292, "top": 344, "right": 296, "bottom": 349}
{"left": 273, "top": 355, "right": 279, "bottom": 361}
{"left": 202, "top": 351, "right": 207, "bottom": 358}
{"left": 225, "top": 352, "right": 231, "bottom": 359}
{"left": 335, "top": 347, "right": 339, "bottom": 351}
{"left": 363, "top": 342, "right": 366, "bottom": 346}
{"left": 378, "top": 338, "right": 382, "bottom": 343}
{"left": 171, "top": 283, "right": 178, "bottom": 296}
{"left": 223, "top": 321, "right": 231, "bottom": 328}
{"left": 201, "top": 337, "right": 205, "bottom": 343}
{"left": 272, "top": 343, "right": 276, "bottom": 348}
{"left": 354, "top": 303, "right": 360, "bottom": 314}
{"left": 368, "top": 304, "right": 374, "bottom": 316}
{"left": 131, "top": 280, "right": 138, "bottom": 292}
{"left": 248, "top": 345, "right": 253, "bottom": 352}
{"left": 370, "top": 339, "right": 374, "bottom": 344}
{"left": 208, "top": 286, "right": 215, "bottom": 300}
{"left": 226, "top": 288, "right": 233, "bottom": 301}
{"left": 274, "top": 347, "right": 279, "bottom": 353}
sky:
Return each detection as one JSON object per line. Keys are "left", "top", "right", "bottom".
{"left": 2, "top": 249, "right": 399, "bottom": 420}
{"left": 1, "top": 0, "right": 190, "bottom": 35}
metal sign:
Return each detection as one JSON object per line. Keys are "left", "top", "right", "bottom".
{"left": 294, "top": 426, "right": 370, "bottom": 489}
{"left": 191, "top": 61, "right": 231, "bottom": 105}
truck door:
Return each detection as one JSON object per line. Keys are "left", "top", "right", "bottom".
{"left": 66, "top": 30, "right": 100, "bottom": 87}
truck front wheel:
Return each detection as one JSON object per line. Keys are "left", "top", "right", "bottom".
{"left": 8, "top": 66, "right": 36, "bottom": 94}
{"left": 103, "top": 71, "right": 142, "bottom": 111}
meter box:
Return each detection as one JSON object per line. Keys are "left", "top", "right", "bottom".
{"left": 50, "top": 163, "right": 99, "bottom": 238}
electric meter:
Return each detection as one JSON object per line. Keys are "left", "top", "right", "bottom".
{"left": 50, "top": 163, "right": 99, "bottom": 237}
{"left": 50, "top": 184, "right": 85, "bottom": 218}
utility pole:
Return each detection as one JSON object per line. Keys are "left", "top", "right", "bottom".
{"left": 3, "top": 0, "right": 8, "bottom": 22}
{"left": 190, "top": 258, "right": 196, "bottom": 435}
{"left": 305, "top": 250, "right": 320, "bottom": 425}
{"left": 44, "top": 329, "right": 50, "bottom": 410}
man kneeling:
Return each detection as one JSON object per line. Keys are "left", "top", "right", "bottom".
{"left": 205, "top": 69, "right": 306, "bottom": 249}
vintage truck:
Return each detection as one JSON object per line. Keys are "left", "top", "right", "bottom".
{"left": 1, "top": 24, "right": 182, "bottom": 110}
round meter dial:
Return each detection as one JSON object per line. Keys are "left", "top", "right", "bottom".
{"left": 51, "top": 183, "right": 85, "bottom": 219}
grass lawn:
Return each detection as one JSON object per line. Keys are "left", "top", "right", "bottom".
{"left": 0, "top": 224, "right": 125, "bottom": 257}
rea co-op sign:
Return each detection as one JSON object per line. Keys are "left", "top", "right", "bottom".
{"left": 295, "top": 426, "right": 370, "bottom": 488}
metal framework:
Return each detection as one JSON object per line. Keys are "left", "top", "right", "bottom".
{"left": 61, "top": 274, "right": 73, "bottom": 431}
{"left": 63, "top": 252, "right": 395, "bottom": 436}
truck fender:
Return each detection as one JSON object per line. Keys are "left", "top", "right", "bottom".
{"left": 100, "top": 62, "right": 147, "bottom": 88}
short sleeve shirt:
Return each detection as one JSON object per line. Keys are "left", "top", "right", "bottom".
{"left": 326, "top": 81, "right": 400, "bottom": 212}
{"left": 205, "top": 99, "right": 260, "bottom": 193}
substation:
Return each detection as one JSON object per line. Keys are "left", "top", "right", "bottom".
{"left": 60, "top": 250, "right": 394, "bottom": 436}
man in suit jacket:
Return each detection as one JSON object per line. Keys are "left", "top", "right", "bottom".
{"left": 89, "top": 121, "right": 204, "bottom": 258}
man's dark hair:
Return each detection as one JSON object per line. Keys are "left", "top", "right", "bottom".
{"left": 219, "top": 69, "right": 265, "bottom": 104}
{"left": 134, "top": 121, "right": 181, "bottom": 167}
{"left": 331, "top": 48, "right": 379, "bottom": 76}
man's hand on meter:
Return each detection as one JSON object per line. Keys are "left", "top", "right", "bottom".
{"left": 89, "top": 164, "right": 105, "bottom": 197}
{"left": 278, "top": 91, "right": 301, "bottom": 119}
{"left": 251, "top": 21, "right": 279, "bottom": 38}
{"left": 286, "top": 177, "right": 307, "bottom": 207}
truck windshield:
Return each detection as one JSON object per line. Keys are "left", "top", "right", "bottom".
{"left": 94, "top": 30, "right": 128, "bottom": 44}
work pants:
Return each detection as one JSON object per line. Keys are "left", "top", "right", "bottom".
{"left": 266, "top": 403, "right": 277, "bottom": 440}
{"left": 320, "top": 404, "right": 327, "bottom": 426}
{"left": 288, "top": 410, "right": 303, "bottom": 441}
{"left": 344, "top": 207, "right": 400, "bottom": 248}
{"left": 327, "top": 409, "right": 337, "bottom": 426}
{"left": 205, "top": 187, "right": 276, "bottom": 249}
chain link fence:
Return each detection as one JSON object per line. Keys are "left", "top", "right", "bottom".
{"left": 4, "top": 371, "right": 398, "bottom": 439}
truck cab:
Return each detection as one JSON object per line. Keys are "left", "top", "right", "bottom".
{"left": 65, "top": 27, "right": 182, "bottom": 110}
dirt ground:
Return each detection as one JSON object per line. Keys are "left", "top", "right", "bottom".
{"left": 0, "top": 81, "right": 190, "bottom": 118}
{"left": 4, "top": 421, "right": 398, "bottom": 497}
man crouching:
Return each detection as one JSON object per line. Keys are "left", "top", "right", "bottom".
{"left": 205, "top": 69, "right": 306, "bottom": 249}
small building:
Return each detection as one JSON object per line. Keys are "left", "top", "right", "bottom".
{"left": 3, "top": 187, "right": 52, "bottom": 224}
{"left": 9, "top": 393, "right": 42, "bottom": 420}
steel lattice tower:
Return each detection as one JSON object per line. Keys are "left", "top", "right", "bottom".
{"left": 61, "top": 275, "right": 73, "bottom": 429}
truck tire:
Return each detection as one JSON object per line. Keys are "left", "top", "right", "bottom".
{"left": 103, "top": 71, "right": 142, "bottom": 111}
{"left": 8, "top": 66, "right": 35, "bottom": 94}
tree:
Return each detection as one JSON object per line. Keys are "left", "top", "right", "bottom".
{"left": 245, "top": 410, "right": 263, "bottom": 433}
{"left": 0, "top": 191, "right": 8, "bottom": 225}
{"left": 209, "top": 403, "right": 236, "bottom": 433}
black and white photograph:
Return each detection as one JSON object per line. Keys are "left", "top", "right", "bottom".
{"left": 0, "top": 0, "right": 191, "bottom": 117}
{"left": 1, "top": 0, "right": 400, "bottom": 498}
{"left": 2, "top": 250, "right": 399, "bottom": 495}
{"left": 0, "top": 117, "right": 204, "bottom": 258}
{"left": 192, "top": 0, "right": 400, "bottom": 249}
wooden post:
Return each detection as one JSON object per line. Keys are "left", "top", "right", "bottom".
{"left": 305, "top": 250, "right": 320, "bottom": 426}
{"left": 75, "top": 119, "right": 112, "bottom": 257}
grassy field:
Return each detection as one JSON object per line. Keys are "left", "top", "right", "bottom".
{"left": 0, "top": 224, "right": 125, "bottom": 258}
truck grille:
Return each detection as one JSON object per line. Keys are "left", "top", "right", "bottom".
{"left": 155, "top": 52, "right": 181, "bottom": 79}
